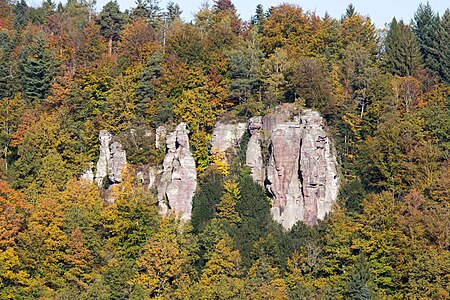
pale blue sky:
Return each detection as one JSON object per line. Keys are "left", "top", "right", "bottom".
{"left": 96, "top": 0, "right": 449, "bottom": 29}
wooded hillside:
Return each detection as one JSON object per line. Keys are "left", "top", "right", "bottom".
{"left": 0, "top": 0, "right": 449, "bottom": 298}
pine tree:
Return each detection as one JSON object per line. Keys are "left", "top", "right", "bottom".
{"left": 12, "top": 0, "right": 29, "bottom": 31}
{"left": 0, "top": 30, "right": 16, "bottom": 100}
{"left": 131, "top": 0, "right": 161, "bottom": 26}
{"left": 347, "top": 255, "right": 376, "bottom": 300}
{"left": 227, "top": 36, "right": 263, "bottom": 110}
{"left": 135, "top": 51, "right": 163, "bottom": 121}
{"left": 412, "top": 2, "right": 441, "bottom": 77}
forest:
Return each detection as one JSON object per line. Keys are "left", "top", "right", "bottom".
{"left": 0, "top": 0, "right": 449, "bottom": 298}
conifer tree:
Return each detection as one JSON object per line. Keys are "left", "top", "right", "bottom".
{"left": 19, "top": 32, "right": 56, "bottom": 105}
{"left": 251, "top": 4, "right": 265, "bottom": 34}
{"left": 131, "top": 0, "right": 161, "bottom": 26}
{"left": 166, "top": 1, "right": 182, "bottom": 22}
{"left": 0, "top": 30, "right": 16, "bottom": 100}
{"left": 413, "top": 2, "right": 441, "bottom": 77}
{"left": 135, "top": 51, "right": 163, "bottom": 121}
{"left": 384, "top": 18, "right": 422, "bottom": 76}
{"left": 439, "top": 9, "right": 450, "bottom": 83}
{"left": 98, "top": 0, "right": 124, "bottom": 56}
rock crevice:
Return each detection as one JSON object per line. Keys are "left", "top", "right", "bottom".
{"left": 95, "top": 130, "right": 127, "bottom": 188}
{"left": 247, "top": 109, "right": 339, "bottom": 229}
{"left": 157, "top": 123, "right": 197, "bottom": 221}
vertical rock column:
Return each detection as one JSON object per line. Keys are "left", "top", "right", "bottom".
{"left": 95, "top": 130, "right": 127, "bottom": 188}
{"left": 245, "top": 109, "right": 339, "bottom": 229}
{"left": 246, "top": 117, "right": 265, "bottom": 185}
{"left": 95, "top": 130, "right": 112, "bottom": 187}
{"left": 266, "top": 123, "right": 304, "bottom": 229}
{"left": 157, "top": 123, "right": 197, "bottom": 220}
{"left": 299, "top": 110, "right": 339, "bottom": 225}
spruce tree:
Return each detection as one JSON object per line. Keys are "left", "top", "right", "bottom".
{"left": 439, "top": 9, "right": 450, "bottom": 83}
{"left": 19, "top": 32, "right": 56, "bottom": 105}
{"left": 250, "top": 4, "right": 265, "bottom": 34}
{"left": 412, "top": 2, "right": 441, "bottom": 77}
{"left": 0, "top": 30, "right": 16, "bottom": 99}
{"left": 166, "top": 1, "right": 182, "bottom": 22}
{"left": 384, "top": 18, "right": 421, "bottom": 76}
{"left": 135, "top": 51, "right": 163, "bottom": 121}
{"left": 131, "top": 0, "right": 161, "bottom": 26}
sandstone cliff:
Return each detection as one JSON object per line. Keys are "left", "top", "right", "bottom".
{"left": 246, "top": 110, "right": 339, "bottom": 229}
{"left": 95, "top": 130, "right": 127, "bottom": 188}
{"left": 157, "top": 123, "right": 197, "bottom": 220}
{"left": 91, "top": 109, "right": 338, "bottom": 228}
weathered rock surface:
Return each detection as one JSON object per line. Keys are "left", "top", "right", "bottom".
{"left": 95, "top": 130, "right": 112, "bottom": 187}
{"left": 155, "top": 125, "right": 166, "bottom": 149}
{"left": 91, "top": 109, "right": 337, "bottom": 228}
{"left": 80, "top": 163, "right": 94, "bottom": 183}
{"left": 211, "top": 122, "right": 247, "bottom": 154}
{"left": 108, "top": 141, "right": 127, "bottom": 183}
{"left": 246, "top": 117, "right": 264, "bottom": 185}
{"left": 157, "top": 123, "right": 197, "bottom": 220}
{"left": 247, "top": 109, "right": 339, "bottom": 229}
{"left": 299, "top": 110, "right": 339, "bottom": 224}
{"left": 95, "top": 130, "right": 127, "bottom": 187}
{"left": 266, "top": 123, "right": 303, "bottom": 228}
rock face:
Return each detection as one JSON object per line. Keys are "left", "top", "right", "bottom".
{"left": 246, "top": 117, "right": 264, "bottom": 185}
{"left": 266, "top": 122, "right": 303, "bottom": 228}
{"left": 211, "top": 122, "right": 247, "bottom": 154}
{"left": 95, "top": 130, "right": 127, "bottom": 187}
{"left": 91, "top": 110, "right": 337, "bottom": 228}
{"left": 108, "top": 141, "right": 127, "bottom": 183}
{"left": 299, "top": 111, "right": 339, "bottom": 224}
{"left": 155, "top": 125, "right": 166, "bottom": 149}
{"left": 247, "top": 110, "right": 339, "bottom": 229}
{"left": 80, "top": 163, "right": 94, "bottom": 183}
{"left": 157, "top": 123, "right": 197, "bottom": 220}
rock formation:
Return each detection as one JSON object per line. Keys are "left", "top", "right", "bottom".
{"left": 266, "top": 122, "right": 304, "bottom": 228}
{"left": 247, "top": 109, "right": 339, "bottom": 229}
{"left": 95, "top": 130, "right": 127, "bottom": 187}
{"left": 157, "top": 123, "right": 197, "bottom": 220}
{"left": 155, "top": 125, "right": 166, "bottom": 149}
{"left": 246, "top": 117, "right": 264, "bottom": 185}
{"left": 299, "top": 110, "right": 339, "bottom": 224}
{"left": 211, "top": 122, "right": 247, "bottom": 154}
{"left": 91, "top": 109, "right": 337, "bottom": 228}
{"left": 80, "top": 162, "right": 94, "bottom": 183}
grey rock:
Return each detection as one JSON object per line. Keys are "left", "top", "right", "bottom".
{"left": 157, "top": 123, "right": 197, "bottom": 220}
{"left": 155, "top": 125, "right": 166, "bottom": 149}
{"left": 246, "top": 117, "right": 264, "bottom": 185}
{"left": 299, "top": 110, "right": 339, "bottom": 225}
{"left": 108, "top": 141, "right": 127, "bottom": 183}
{"left": 95, "top": 130, "right": 127, "bottom": 187}
{"left": 95, "top": 130, "right": 112, "bottom": 187}
{"left": 211, "top": 122, "right": 247, "bottom": 154}
{"left": 80, "top": 162, "right": 94, "bottom": 183}
{"left": 266, "top": 123, "right": 304, "bottom": 229}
